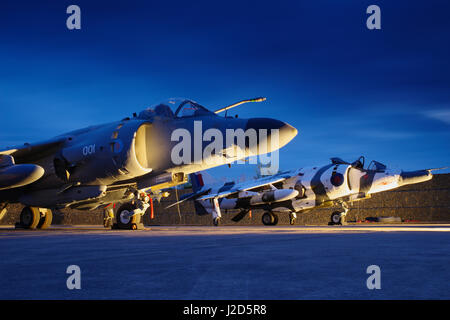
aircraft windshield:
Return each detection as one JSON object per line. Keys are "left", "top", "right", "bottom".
{"left": 368, "top": 160, "right": 387, "bottom": 172}
{"left": 138, "top": 98, "right": 215, "bottom": 120}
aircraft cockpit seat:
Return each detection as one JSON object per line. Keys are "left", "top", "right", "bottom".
{"left": 351, "top": 156, "right": 365, "bottom": 169}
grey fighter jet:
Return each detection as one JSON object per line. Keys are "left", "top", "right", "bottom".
{"left": 170, "top": 156, "right": 442, "bottom": 226}
{"left": 0, "top": 97, "right": 297, "bottom": 229}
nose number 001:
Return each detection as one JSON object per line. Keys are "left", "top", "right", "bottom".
{"left": 82, "top": 144, "right": 96, "bottom": 156}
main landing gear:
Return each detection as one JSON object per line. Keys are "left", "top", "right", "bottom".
{"left": 16, "top": 206, "right": 53, "bottom": 229}
{"left": 262, "top": 211, "right": 278, "bottom": 226}
{"left": 109, "top": 202, "right": 146, "bottom": 230}
{"left": 329, "top": 201, "right": 349, "bottom": 226}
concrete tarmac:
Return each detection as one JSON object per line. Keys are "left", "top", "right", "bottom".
{"left": 0, "top": 224, "right": 449, "bottom": 299}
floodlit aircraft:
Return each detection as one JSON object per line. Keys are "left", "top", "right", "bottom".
{"left": 169, "top": 156, "right": 441, "bottom": 226}
{"left": 0, "top": 97, "right": 297, "bottom": 229}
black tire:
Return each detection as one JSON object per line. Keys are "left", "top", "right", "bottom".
{"left": 20, "top": 207, "right": 40, "bottom": 229}
{"left": 330, "top": 211, "right": 342, "bottom": 225}
{"left": 116, "top": 203, "right": 138, "bottom": 229}
{"left": 37, "top": 209, "right": 52, "bottom": 229}
{"left": 262, "top": 212, "right": 275, "bottom": 226}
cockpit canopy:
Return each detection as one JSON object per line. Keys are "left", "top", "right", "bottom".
{"left": 331, "top": 156, "right": 387, "bottom": 172}
{"left": 138, "top": 98, "right": 216, "bottom": 120}
{"left": 367, "top": 160, "right": 387, "bottom": 172}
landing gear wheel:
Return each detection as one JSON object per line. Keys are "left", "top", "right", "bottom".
{"left": 213, "top": 217, "right": 221, "bottom": 226}
{"left": 272, "top": 214, "right": 279, "bottom": 226}
{"left": 37, "top": 209, "right": 52, "bottom": 229}
{"left": 19, "top": 207, "right": 40, "bottom": 229}
{"left": 330, "top": 211, "right": 342, "bottom": 225}
{"left": 0, "top": 205, "right": 7, "bottom": 221}
{"left": 262, "top": 212, "right": 278, "bottom": 226}
{"left": 262, "top": 212, "right": 273, "bottom": 225}
{"left": 116, "top": 203, "right": 138, "bottom": 230}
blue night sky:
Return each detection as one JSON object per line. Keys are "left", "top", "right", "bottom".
{"left": 1, "top": 0, "right": 449, "bottom": 182}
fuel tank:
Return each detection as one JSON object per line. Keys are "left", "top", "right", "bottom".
{"left": 0, "top": 155, "right": 44, "bottom": 190}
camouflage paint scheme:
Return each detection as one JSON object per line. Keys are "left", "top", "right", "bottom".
{"left": 182, "top": 156, "right": 434, "bottom": 225}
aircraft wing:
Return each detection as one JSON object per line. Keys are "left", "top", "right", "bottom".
{"left": 165, "top": 188, "right": 211, "bottom": 209}
{"left": 197, "top": 171, "right": 293, "bottom": 201}
{"left": 0, "top": 136, "right": 68, "bottom": 162}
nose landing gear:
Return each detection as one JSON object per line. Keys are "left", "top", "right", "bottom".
{"left": 111, "top": 202, "right": 146, "bottom": 230}
{"left": 110, "top": 192, "right": 151, "bottom": 230}
{"left": 329, "top": 201, "right": 349, "bottom": 226}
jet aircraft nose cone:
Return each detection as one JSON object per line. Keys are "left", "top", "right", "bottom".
{"left": 246, "top": 118, "right": 286, "bottom": 131}
{"left": 246, "top": 118, "right": 298, "bottom": 149}
{"left": 279, "top": 122, "right": 298, "bottom": 146}
{"left": 399, "top": 170, "right": 433, "bottom": 186}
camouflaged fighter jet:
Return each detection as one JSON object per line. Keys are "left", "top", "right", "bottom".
{"left": 170, "top": 156, "right": 440, "bottom": 226}
{"left": 0, "top": 97, "right": 298, "bottom": 230}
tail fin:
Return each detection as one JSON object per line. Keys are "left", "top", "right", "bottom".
{"left": 189, "top": 173, "right": 210, "bottom": 216}
{"left": 189, "top": 172, "right": 204, "bottom": 192}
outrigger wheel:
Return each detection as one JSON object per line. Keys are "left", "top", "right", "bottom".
{"left": 213, "top": 217, "right": 221, "bottom": 226}
{"left": 262, "top": 212, "right": 278, "bottom": 226}
{"left": 289, "top": 213, "right": 296, "bottom": 225}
